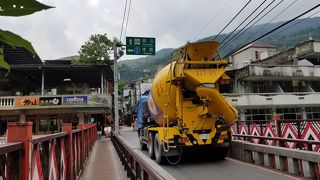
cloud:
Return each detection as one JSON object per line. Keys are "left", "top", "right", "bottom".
{"left": 0, "top": 0, "right": 319, "bottom": 60}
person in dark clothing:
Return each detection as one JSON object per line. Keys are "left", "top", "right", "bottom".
{"left": 97, "top": 122, "right": 102, "bottom": 139}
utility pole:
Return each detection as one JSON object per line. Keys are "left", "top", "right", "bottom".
{"left": 113, "top": 38, "right": 122, "bottom": 135}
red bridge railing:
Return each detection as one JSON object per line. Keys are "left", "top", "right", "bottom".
{"left": 0, "top": 122, "right": 97, "bottom": 180}
{"left": 232, "top": 119, "right": 320, "bottom": 152}
{"left": 0, "top": 142, "right": 23, "bottom": 179}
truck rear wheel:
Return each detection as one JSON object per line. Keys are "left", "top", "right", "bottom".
{"left": 209, "top": 147, "right": 228, "bottom": 160}
{"left": 154, "top": 133, "right": 165, "bottom": 164}
{"left": 215, "top": 147, "right": 228, "bottom": 160}
{"left": 139, "top": 138, "right": 147, "bottom": 150}
{"left": 148, "top": 132, "right": 155, "bottom": 159}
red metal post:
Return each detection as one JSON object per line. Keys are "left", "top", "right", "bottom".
{"left": 92, "top": 126, "right": 94, "bottom": 145}
{"left": 274, "top": 115, "right": 283, "bottom": 147}
{"left": 91, "top": 125, "right": 94, "bottom": 147}
{"left": 89, "top": 124, "right": 92, "bottom": 148}
{"left": 62, "top": 123, "right": 73, "bottom": 180}
{"left": 87, "top": 126, "right": 90, "bottom": 156}
{"left": 94, "top": 123, "right": 97, "bottom": 142}
{"left": 86, "top": 124, "right": 89, "bottom": 156}
{"left": 85, "top": 127, "right": 88, "bottom": 157}
{"left": 7, "top": 122, "right": 32, "bottom": 180}
{"left": 77, "top": 124, "right": 85, "bottom": 168}
{"left": 87, "top": 124, "right": 91, "bottom": 149}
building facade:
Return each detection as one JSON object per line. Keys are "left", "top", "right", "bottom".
{"left": 0, "top": 44, "right": 113, "bottom": 135}
{"left": 229, "top": 42, "right": 278, "bottom": 70}
{"left": 225, "top": 40, "right": 320, "bottom": 122}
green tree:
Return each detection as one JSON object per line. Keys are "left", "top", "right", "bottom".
{"left": 75, "top": 34, "right": 113, "bottom": 65}
{"left": 119, "top": 80, "right": 127, "bottom": 95}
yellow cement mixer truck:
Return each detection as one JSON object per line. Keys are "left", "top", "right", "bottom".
{"left": 137, "top": 41, "right": 238, "bottom": 164}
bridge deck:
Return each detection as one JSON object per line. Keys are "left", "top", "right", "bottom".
{"left": 82, "top": 137, "right": 126, "bottom": 180}
{"left": 119, "top": 126, "right": 300, "bottom": 180}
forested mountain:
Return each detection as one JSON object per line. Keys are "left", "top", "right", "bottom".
{"left": 119, "top": 17, "right": 320, "bottom": 83}
{"left": 119, "top": 48, "right": 174, "bottom": 82}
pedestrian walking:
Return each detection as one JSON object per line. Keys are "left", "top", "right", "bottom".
{"left": 97, "top": 122, "right": 102, "bottom": 139}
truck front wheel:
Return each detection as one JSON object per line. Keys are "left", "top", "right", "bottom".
{"left": 154, "top": 133, "right": 165, "bottom": 164}
{"left": 148, "top": 132, "right": 155, "bottom": 159}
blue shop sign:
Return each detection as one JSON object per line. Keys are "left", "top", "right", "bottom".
{"left": 63, "top": 96, "right": 87, "bottom": 105}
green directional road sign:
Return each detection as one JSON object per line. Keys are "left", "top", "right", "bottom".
{"left": 126, "top": 36, "right": 156, "bottom": 56}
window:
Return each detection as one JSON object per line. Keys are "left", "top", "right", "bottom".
{"left": 255, "top": 51, "right": 259, "bottom": 60}
{"left": 305, "top": 107, "right": 320, "bottom": 120}
{"left": 309, "top": 81, "right": 320, "bottom": 92}
{"left": 278, "top": 81, "right": 308, "bottom": 93}
{"left": 244, "top": 108, "right": 272, "bottom": 122}
{"left": 251, "top": 82, "right": 271, "bottom": 93}
{"left": 276, "top": 108, "right": 302, "bottom": 120}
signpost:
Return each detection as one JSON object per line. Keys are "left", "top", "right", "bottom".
{"left": 113, "top": 36, "right": 155, "bottom": 135}
{"left": 126, "top": 36, "right": 156, "bottom": 55}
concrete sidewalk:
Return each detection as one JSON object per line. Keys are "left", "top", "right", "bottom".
{"left": 81, "top": 138, "right": 128, "bottom": 180}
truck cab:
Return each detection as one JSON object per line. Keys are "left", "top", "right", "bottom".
{"left": 136, "top": 95, "right": 154, "bottom": 149}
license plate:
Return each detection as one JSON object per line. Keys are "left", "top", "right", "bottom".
{"left": 199, "top": 134, "right": 209, "bottom": 140}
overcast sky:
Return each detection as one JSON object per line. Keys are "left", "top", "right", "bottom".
{"left": 0, "top": 0, "right": 319, "bottom": 60}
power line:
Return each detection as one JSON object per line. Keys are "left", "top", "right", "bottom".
{"left": 124, "top": 0, "right": 133, "bottom": 40}
{"left": 253, "top": 0, "right": 299, "bottom": 38}
{"left": 219, "top": 0, "right": 268, "bottom": 45}
{"left": 237, "top": 0, "right": 284, "bottom": 38}
{"left": 220, "top": 0, "right": 282, "bottom": 51}
{"left": 119, "top": 0, "right": 128, "bottom": 42}
{"left": 272, "top": 9, "right": 320, "bottom": 36}
{"left": 223, "top": 3, "right": 320, "bottom": 58}
{"left": 213, "top": 0, "right": 253, "bottom": 40}
{"left": 192, "top": 0, "right": 230, "bottom": 41}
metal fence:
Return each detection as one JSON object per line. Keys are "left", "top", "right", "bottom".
{"left": 232, "top": 119, "right": 320, "bottom": 152}
{"left": 0, "top": 142, "right": 23, "bottom": 179}
{"left": 0, "top": 122, "right": 97, "bottom": 180}
{"left": 111, "top": 133, "right": 174, "bottom": 180}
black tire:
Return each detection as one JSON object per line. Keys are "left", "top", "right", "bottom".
{"left": 148, "top": 132, "right": 155, "bottom": 159}
{"left": 214, "top": 147, "right": 228, "bottom": 160}
{"left": 139, "top": 138, "right": 147, "bottom": 150}
{"left": 154, "top": 133, "right": 165, "bottom": 164}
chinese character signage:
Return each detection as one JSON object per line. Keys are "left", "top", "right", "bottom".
{"left": 63, "top": 96, "right": 87, "bottom": 105}
{"left": 126, "top": 36, "right": 156, "bottom": 55}
{"left": 16, "top": 97, "right": 40, "bottom": 107}
{"left": 40, "top": 97, "right": 62, "bottom": 106}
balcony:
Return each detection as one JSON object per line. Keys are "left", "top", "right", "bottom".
{"left": 224, "top": 92, "right": 320, "bottom": 108}
{"left": 236, "top": 65, "right": 320, "bottom": 81}
{"left": 0, "top": 94, "right": 112, "bottom": 110}
{"left": 252, "top": 40, "right": 320, "bottom": 65}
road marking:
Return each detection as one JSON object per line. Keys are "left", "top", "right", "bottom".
{"left": 226, "top": 158, "right": 302, "bottom": 180}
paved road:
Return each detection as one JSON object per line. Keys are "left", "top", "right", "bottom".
{"left": 119, "top": 127, "right": 301, "bottom": 180}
